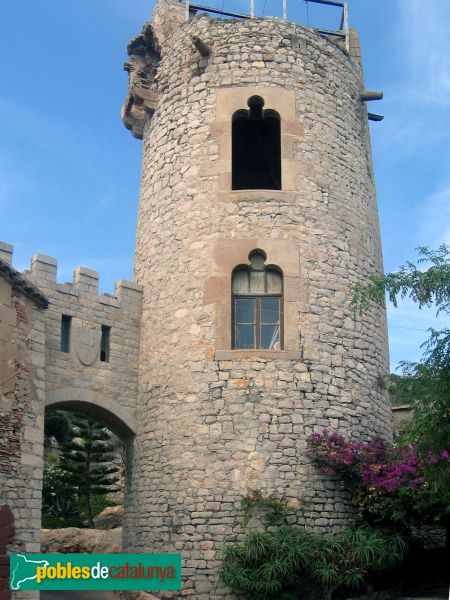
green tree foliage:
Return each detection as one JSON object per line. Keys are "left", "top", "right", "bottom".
{"left": 351, "top": 245, "right": 450, "bottom": 315}
{"left": 59, "top": 415, "right": 120, "bottom": 528}
{"left": 351, "top": 245, "right": 450, "bottom": 544}
{"left": 43, "top": 411, "right": 78, "bottom": 524}
{"left": 44, "top": 409, "right": 72, "bottom": 448}
{"left": 42, "top": 452, "right": 78, "bottom": 519}
{"left": 351, "top": 245, "right": 449, "bottom": 449}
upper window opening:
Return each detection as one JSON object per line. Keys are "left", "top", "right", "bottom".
{"left": 232, "top": 96, "right": 281, "bottom": 191}
{"left": 60, "top": 315, "right": 72, "bottom": 353}
{"left": 232, "top": 250, "right": 283, "bottom": 350}
{"left": 100, "top": 325, "right": 111, "bottom": 363}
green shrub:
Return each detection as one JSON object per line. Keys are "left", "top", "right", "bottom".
{"left": 220, "top": 524, "right": 407, "bottom": 599}
{"left": 81, "top": 493, "right": 111, "bottom": 518}
{"left": 41, "top": 514, "right": 84, "bottom": 529}
{"left": 240, "top": 490, "right": 292, "bottom": 527}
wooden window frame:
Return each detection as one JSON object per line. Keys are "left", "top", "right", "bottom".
{"left": 232, "top": 264, "right": 284, "bottom": 350}
{"left": 232, "top": 295, "right": 284, "bottom": 350}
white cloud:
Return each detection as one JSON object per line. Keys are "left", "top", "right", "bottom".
{"left": 395, "top": 0, "right": 450, "bottom": 106}
{"left": 374, "top": 1, "right": 450, "bottom": 154}
{"left": 413, "top": 185, "right": 450, "bottom": 249}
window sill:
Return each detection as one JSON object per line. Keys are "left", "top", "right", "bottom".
{"left": 230, "top": 188, "right": 283, "bottom": 193}
{"left": 228, "top": 189, "right": 284, "bottom": 199}
{"left": 217, "top": 189, "right": 295, "bottom": 204}
{"left": 214, "top": 350, "right": 301, "bottom": 361}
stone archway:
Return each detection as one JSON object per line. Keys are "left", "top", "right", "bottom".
{"left": 41, "top": 391, "right": 136, "bottom": 552}
{"left": 45, "top": 389, "right": 136, "bottom": 441}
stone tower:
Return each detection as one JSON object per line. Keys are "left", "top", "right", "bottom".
{"left": 122, "top": 0, "right": 391, "bottom": 596}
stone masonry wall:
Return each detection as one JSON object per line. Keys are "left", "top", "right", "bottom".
{"left": 23, "top": 247, "right": 143, "bottom": 540}
{"left": 125, "top": 4, "right": 391, "bottom": 599}
{"left": 0, "top": 241, "right": 142, "bottom": 598}
{"left": 0, "top": 249, "right": 47, "bottom": 600}
{"left": 22, "top": 249, "right": 142, "bottom": 438}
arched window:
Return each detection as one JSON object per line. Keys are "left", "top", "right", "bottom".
{"left": 232, "top": 250, "right": 283, "bottom": 350}
{"left": 232, "top": 96, "right": 281, "bottom": 191}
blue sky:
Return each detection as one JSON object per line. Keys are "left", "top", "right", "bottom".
{"left": 1, "top": 0, "right": 449, "bottom": 371}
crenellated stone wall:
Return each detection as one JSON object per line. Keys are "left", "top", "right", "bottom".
{"left": 0, "top": 242, "right": 142, "bottom": 599}
{"left": 124, "top": 3, "right": 391, "bottom": 598}
{"left": 22, "top": 250, "right": 142, "bottom": 436}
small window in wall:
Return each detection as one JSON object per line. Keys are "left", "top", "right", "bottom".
{"left": 60, "top": 315, "right": 72, "bottom": 353}
{"left": 232, "top": 96, "right": 281, "bottom": 191}
{"left": 100, "top": 326, "right": 111, "bottom": 362}
{"left": 232, "top": 250, "right": 283, "bottom": 350}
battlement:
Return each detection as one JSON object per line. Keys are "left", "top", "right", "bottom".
{"left": 1, "top": 242, "right": 143, "bottom": 318}
{"left": 0, "top": 241, "right": 13, "bottom": 265}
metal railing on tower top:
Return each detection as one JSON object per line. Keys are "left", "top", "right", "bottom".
{"left": 184, "top": 0, "right": 350, "bottom": 53}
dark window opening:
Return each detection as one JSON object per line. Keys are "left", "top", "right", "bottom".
{"left": 100, "top": 326, "right": 111, "bottom": 362}
{"left": 232, "top": 250, "right": 283, "bottom": 350}
{"left": 232, "top": 96, "right": 281, "bottom": 191}
{"left": 60, "top": 315, "right": 71, "bottom": 353}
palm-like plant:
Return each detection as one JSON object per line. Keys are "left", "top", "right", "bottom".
{"left": 59, "top": 415, "right": 120, "bottom": 528}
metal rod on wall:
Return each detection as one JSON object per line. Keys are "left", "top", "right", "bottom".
{"left": 185, "top": 0, "right": 190, "bottom": 20}
{"left": 283, "top": 0, "right": 287, "bottom": 19}
{"left": 343, "top": 1, "right": 349, "bottom": 53}
{"left": 250, "top": 0, "right": 254, "bottom": 18}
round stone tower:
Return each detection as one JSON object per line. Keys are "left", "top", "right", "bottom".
{"left": 122, "top": 0, "right": 391, "bottom": 596}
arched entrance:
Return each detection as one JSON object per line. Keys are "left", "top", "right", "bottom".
{"left": 40, "top": 392, "right": 136, "bottom": 552}
{"left": 44, "top": 389, "right": 136, "bottom": 441}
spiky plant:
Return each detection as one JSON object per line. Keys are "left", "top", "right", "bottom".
{"left": 220, "top": 524, "right": 407, "bottom": 599}
{"left": 221, "top": 526, "right": 317, "bottom": 599}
